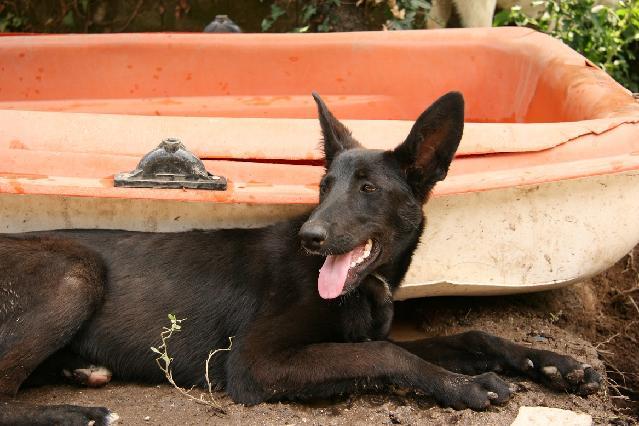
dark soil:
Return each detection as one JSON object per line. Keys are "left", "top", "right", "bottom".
{"left": 15, "top": 246, "right": 639, "bottom": 425}
{"left": 553, "top": 246, "right": 639, "bottom": 417}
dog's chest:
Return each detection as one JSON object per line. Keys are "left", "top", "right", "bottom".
{"left": 336, "top": 278, "right": 393, "bottom": 342}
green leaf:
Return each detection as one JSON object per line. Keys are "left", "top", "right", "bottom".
{"left": 412, "top": 0, "right": 430, "bottom": 10}
{"left": 318, "top": 18, "right": 331, "bottom": 32}
{"left": 261, "top": 4, "right": 286, "bottom": 32}
{"left": 261, "top": 18, "right": 272, "bottom": 31}
{"left": 301, "top": 5, "right": 317, "bottom": 23}
{"left": 62, "top": 10, "right": 75, "bottom": 27}
{"left": 271, "top": 4, "right": 286, "bottom": 20}
{"left": 492, "top": 10, "right": 512, "bottom": 27}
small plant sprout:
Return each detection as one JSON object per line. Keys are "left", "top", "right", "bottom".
{"left": 150, "top": 314, "right": 233, "bottom": 415}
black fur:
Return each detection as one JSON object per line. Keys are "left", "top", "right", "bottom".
{"left": 0, "top": 92, "right": 600, "bottom": 424}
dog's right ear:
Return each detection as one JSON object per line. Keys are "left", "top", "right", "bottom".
{"left": 312, "top": 92, "right": 361, "bottom": 168}
{"left": 392, "top": 91, "right": 464, "bottom": 200}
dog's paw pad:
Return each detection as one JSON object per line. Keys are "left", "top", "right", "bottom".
{"left": 472, "top": 372, "right": 514, "bottom": 406}
{"left": 577, "top": 366, "right": 602, "bottom": 396}
{"left": 565, "top": 368, "right": 585, "bottom": 384}
{"left": 68, "top": 365, "right": 112, "bottom": 387}
{"left": 508, "top": 382, "right": 525, "bottom": 393}
{"left": 105, "top": 412, "right": 120, "bottom": 425}
{"left": 524, "top": 349, "right": 602, "bottom": 395}
{"left": 535, "top": 361, "right": 601, "bottom": 395}
{"left": 540, "top": 365, "right": 565, "bottom": 387}
{"left": 437, "top": 372, "right": 513, "bottom": 411}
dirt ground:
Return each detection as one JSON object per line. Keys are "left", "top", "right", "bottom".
{"left": 15, "top": 246, "right": 639, "bottom": 425}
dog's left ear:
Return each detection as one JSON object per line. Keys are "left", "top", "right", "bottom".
{"left": 312, "top": 92, "right": 361, "bottom": 168}
{"left": 392, "top": 91, "right": 464, "bottom": 200}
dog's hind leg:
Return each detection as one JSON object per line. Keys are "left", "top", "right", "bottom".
{"left": 395, "top": 330, "right": 601, "bottom": 396}
{"left": 23, "top": 348, "right": 113, "bottom": 389}
{"left": 0, "top": 237, "right": 117, "bottom": 425}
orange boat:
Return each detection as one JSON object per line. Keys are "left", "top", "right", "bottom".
{"left": 1, "top": 28, "right": 638, "bottom": 299}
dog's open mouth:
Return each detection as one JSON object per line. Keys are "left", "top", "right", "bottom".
{"left": 317, "top": 239, "right": 381, "bottom": 299}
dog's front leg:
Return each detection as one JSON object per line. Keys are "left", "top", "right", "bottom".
{"left": 395, "top": 330, "right": 601, "bottom": 395}
{"left": 227, "top": 340, "right": 513, "bottom": 410}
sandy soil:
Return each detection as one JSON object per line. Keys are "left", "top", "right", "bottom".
{"left": 15, "top": 246, "right": 639, "bottom": 425}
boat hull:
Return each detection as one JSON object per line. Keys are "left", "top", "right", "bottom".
{"left": 3, "top": 171, "right": 638, "bottom": 300}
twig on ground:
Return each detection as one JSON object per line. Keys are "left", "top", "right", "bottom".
{"left": 151, "top": 314, "right": 233, "bottom": 415}
{"left": 595, "top": 320, "right": 639, "bottom": 354}
{"left": 595, "top": 332, "right": 620, "bottom": 350}
{"left": 615, "top": 250, "right": 639, "bottom": 298}
{"left": 628, "top": 295, "right": 639, "bottom": 316}
{"left": 618, "top": 286, "right": 639, "bottom": 296}
{"left": 205, "top": 340, "right": 233, "bottom": 397}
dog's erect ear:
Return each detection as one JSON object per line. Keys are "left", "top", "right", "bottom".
{"left": 393, "top": 91, "right": 464, "bottom": 200}
{"left": 312, "top": 92, "right": 361, "bottom": 167}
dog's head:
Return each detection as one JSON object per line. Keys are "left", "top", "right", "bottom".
{"left": 300, "top": 92, "right": 464, "bottom": 299}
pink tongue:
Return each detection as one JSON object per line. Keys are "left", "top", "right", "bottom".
{"left": 318, "top": 251, "right": 354, "bottom": 299}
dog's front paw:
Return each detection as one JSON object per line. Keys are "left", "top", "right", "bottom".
{"left": 520, "top": 350, "right": 601, "bottom": 396}
{"left": 39, "top": 405, "right": 119, "bottom": 426}
{"left": 435, "top": 372, "right": 514, "bottom": 410}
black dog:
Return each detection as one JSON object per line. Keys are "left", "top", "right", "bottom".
{"left": 0, "top": 92, "right": 600, "bottom": 425}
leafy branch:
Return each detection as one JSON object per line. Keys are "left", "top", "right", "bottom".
{"left": 494, "top": 0, "right": 639, "bottom": 92}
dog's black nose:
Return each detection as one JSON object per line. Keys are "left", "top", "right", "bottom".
{"left": 299, "top": 223, "right": 328, "bottom": 251}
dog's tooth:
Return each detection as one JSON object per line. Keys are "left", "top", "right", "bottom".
{"left": 363, "top": 250, "right": 370, "bottom": 258}
{"left": 350, "top": 261, "right": 357, "bottom": 268}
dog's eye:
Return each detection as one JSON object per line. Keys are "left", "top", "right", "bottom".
{"left": 361, "top": 183, "right": 377, "bottom": 193}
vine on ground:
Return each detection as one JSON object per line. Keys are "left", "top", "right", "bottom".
{"left": 151, "top": 314, "right": 233, "bottom": 415}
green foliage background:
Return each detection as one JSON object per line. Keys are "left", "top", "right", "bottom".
{"left": 494, "top": 0, "right": 639, "bottom": 92}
